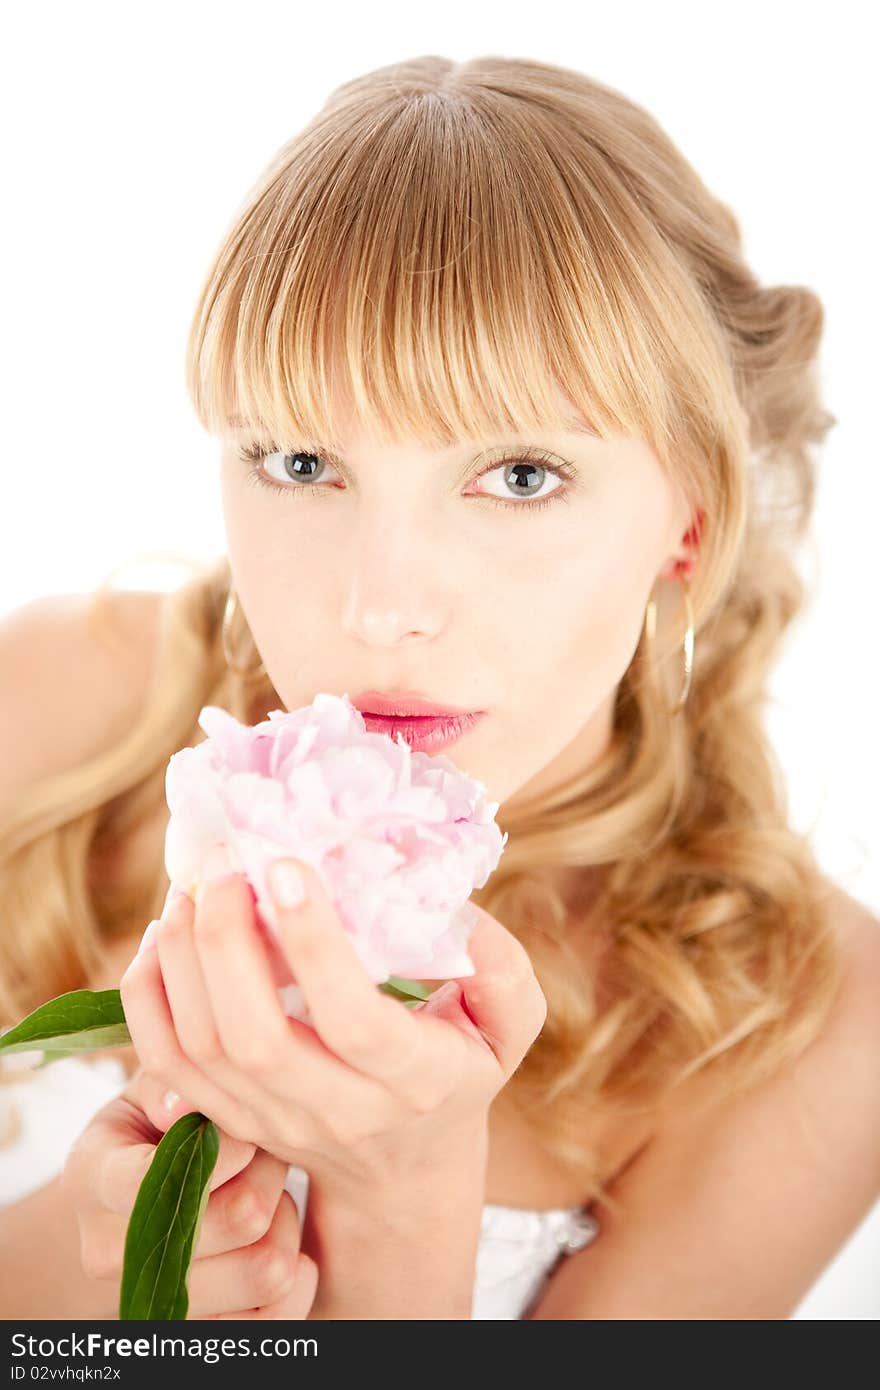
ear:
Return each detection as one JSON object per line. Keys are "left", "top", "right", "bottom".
{"left": 658, "top": 505, "right": 705, "bottom": 583}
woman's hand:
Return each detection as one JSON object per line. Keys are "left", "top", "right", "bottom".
{"left": 60, "top": 1067, "right": 318, "bottom": 1320}
{"left": 118, "top": 865, "right": 548, "bottom": 1197}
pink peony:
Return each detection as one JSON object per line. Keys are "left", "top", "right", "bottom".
{"left": 162, "top": 693, "right": 507, "bottom": 1023}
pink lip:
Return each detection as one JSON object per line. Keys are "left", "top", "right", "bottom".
{"left": 349, "top": 689, "right": 482, "bottom": 718}
{"left": 358, "top": 710, "right": 485, "bottom": 753}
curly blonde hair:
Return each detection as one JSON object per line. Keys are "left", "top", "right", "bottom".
{"left": 0, "top": 55, "right": 845, "bottom": 1211}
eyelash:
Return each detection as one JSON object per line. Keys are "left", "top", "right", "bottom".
{"left": 236, "top": 443, "right": 577, "bottom": 514}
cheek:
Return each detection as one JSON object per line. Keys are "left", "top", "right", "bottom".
{"left": 534, "top": 539, "right": 656, "bottom": 699}
{"left": 221, "top": 468, "right": 267, "bottom": 578}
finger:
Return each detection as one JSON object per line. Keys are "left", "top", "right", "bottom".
{"left": 186, "top": 871, "right": 397, "bottom": 1117}
{"left": 186, "top": 1188, "right": 303, "bottom": 1319}
{"left": 119, "top": 1068, "right": 254, "bottom": 1166}
{"left": 153, "top": 891, "right": 231, "bottom": 1071}
{"left": 446, "top": 908, "right": 548, "bottom": 1074}
{"left": 96, "top": 1093, "right": 258, "bottom": 1216}
{"left": 411, "top": 979, "right": 493, "bottom": 1051}
{"left": 78, "top": 1158, "right": 298, "bottom": 1284}
{"left": 267, "top": 857, "right": 423, "bottom": 1084}
{"left": 119, "top": 942, "right": 261, "bottom": 1141}
{"left": 66, "top": 1083, "right": 255, "bottom": 1221}
{"left": 203, "top": 1253, "right": 318, "bottom": 1321}
{"left": 194, "top": 1148, "right": 292, "bottom": 1259}
{"left": 150, "top": 890, "right": 292, "bottom": 1124}
{"left": 190, "top": 873, "right": 300, "bottom": 1071}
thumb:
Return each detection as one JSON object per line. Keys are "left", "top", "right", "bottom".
{"left": 412, "top": 980, "right": 489, "bottom": 1051}
{"left": 124, "top": 1069, "right": 195, "bottom": 1136}
{"left": 444, "top": 907, "right": 548, "bottom": 1074}
{"left": 120, "top": 1068, "right": 256, "bottom": 1188}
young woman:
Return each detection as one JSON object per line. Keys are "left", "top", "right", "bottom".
{"left": 2, "top": 53, "right": 879, "bottom": 1321}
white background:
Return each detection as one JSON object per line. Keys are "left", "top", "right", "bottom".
{"left": 2, "top": 1, "right": 877, "bottom": 1318}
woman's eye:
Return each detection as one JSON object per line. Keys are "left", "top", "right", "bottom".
{"left": 261, "top": 449, "right": 339, "bottom": 488}
{"left": 474, "top": 460, "right": 565, "bottom": 504}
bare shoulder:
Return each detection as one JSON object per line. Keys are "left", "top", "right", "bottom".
{"left": 657, "top": 876, "right": 880, "bottom": 1135}
{"left": 530, "top": 876, "right": 880, "bottom": 1317}
{"left": 811, "top": 880, "right": 880, "bottom": 1103}
{"left": 0, "top": 587, "right": 166, "bottom": 826}
{"left": 823, "top": 877, "right": 880, "bottom": 961}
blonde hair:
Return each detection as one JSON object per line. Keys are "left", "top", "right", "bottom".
{"left": 0, "top": 55, "right": 845, "bottom": 1209}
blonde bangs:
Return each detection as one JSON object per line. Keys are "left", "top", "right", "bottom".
{"left": 184, "top": 74, "right": 724, "bottom": 510}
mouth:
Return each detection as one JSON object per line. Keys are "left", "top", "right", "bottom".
{"left": 350, "top": 689, "right": 482, "bottom": 719}
{"left": 358, "top": 710, "right": 485, "bottom": 753}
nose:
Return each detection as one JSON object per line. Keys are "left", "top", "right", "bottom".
{"left": 339, "top": 505, "right": 448, "bottom": 647}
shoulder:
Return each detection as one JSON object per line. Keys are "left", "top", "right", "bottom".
{"left": 0, "top": 587, "right": 166, "bottom": 826}
{"left": 829, "top": 879, "right": 880, "bottom": 976}
{"left": 807, "top": 880, "right": 880, "bottom": 1107}
{"left": 530, "top": 877, "right": 880, "bottom": 1317}
{"left": 660, "top": 878, "right": 880, "bottom": 1130}
{"left": 643, "top": 876, "right": 880, "bottom": 1223}
{"left": 776, "top": 879, "right": 880, "bottom": 1106}
{"left": 0, "top": 584, "right": 165, "bottom": 693}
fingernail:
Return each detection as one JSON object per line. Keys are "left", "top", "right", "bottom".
{"left": 136, "top": 919, "right": 160, "bottom": 957}
{"left": 162, "top": 1089, "right": 180, "bottom": 1112}
{"left": 269, "top": 860, "right": 306, "bottom": 909}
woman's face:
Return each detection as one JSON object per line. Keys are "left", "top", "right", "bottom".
{"left": 220, "top": 385, "right": 697, "bottom": 808}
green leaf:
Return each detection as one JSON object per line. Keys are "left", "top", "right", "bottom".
{"left": 0, "top": 989, "right": 131, "bottom": 1056}
{"left": 378, "top": 975, "right": 433, "bottom": 1004}
{"left": 119, "top": 1111, "right": 220, "bottom": 1321}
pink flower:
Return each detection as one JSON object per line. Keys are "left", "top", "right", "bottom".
{"left": 162, "top": 693, "right": 507, "bottom": 1022}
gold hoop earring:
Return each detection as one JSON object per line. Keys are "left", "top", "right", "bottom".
{"left": 644, "top": 577, "right": 695, "bottom": 716}
{"left": 222, "top": 587, "right": 266, "bottom": 677}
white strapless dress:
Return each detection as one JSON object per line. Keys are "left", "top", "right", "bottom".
{"left": 0, "top": 1053, "right": 600, "bottom": 1319}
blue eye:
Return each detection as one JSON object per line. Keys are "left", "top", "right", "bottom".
{"left": 236, "top": 443, "right": 577, "bottom": 513}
